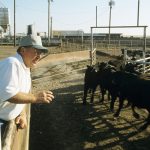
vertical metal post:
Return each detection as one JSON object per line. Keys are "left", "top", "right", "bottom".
{"left": 14, "top": 0, "right": 16, "bottom": 47}
{"left": 143, "top": 26, "right": 147, "bottom": 73}
{"left": 81, "top": 31, "right": 83, "bottom": 48}
{"left": 96, "top": 6, "right": 97, "bottom": 27}
{"left": 108, "top": 5, "right": 112, "bottom": 45}
{"left": 50, "top": 17, "right": 53, "bottom": 38}
{"left": 91, "top": 27, "right": 93, "bottom": 65}
{"left": 123, "top": 49, "right": 127, "bottom": 65}
{"left": 143, "top": 51, "right": 145, "bottom": 73}
{"left": 143, "top": 26, "right": 146, "bottom": 53}
{"left": 48, "top": 0, "right": 50, "bottom": 45}
{"left": 130, "top": 40, "right": 133, "bottom": 48}
{"left": 108, "top": 0, "right": 115, "bottom": 45}
{"left": 137, "top": 0, "right": 140, "bottom": 26}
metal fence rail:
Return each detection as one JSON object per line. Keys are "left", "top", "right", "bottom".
{"left": 123, "top": 49, "right": 150, "bottom": 74}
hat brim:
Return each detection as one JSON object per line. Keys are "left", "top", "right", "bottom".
{"left": 32, "top": 45, "right": 48, "bottom": 53}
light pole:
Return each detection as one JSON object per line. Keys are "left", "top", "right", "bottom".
{"left": 96, "top": 6, "right": 98, "bottom": 27}
{"left": 14, "top": 0, "right": 16, "bottom": 47}
{"left": 108, "top": 0, "right": 115, "bottom": 45}
{"left": 137, "top": 0, "right": 140, "bottom": 26}
{"left": 48, "top": 0, "right": 53, "bottom": 45}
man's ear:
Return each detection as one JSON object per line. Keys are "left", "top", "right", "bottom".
{"left": 19, "top": 47, "right": 26, "bottom": 54}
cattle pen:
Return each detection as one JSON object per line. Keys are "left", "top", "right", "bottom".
{"left": 1, "top": 37, "right": 150, "bottom": 150}
{"left": 90, "top": 25, "right": 147, "bottom": 65}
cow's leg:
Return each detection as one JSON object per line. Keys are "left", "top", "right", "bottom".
{"left": 83, "top": 85, "right": 89, "bottom": 105}
{"left": 88, "top": 89, "right": 92, "bottom": 93}
{"left": 100, "top": 87, "right": 106, "bottom": 103}
{"left": 90, "top": 87, "right": 96, "bottom": 103}
{"left": 108, "top": 92, "right": 111, "bottom": 101}
{"left": 114, "top": 96, "right": 124, "bottom": 117}
{"left": 140, "top": 109, "right": 150, "bottom": 130}
{"left": 110, "top": 93, "right": 117, "bottom": 112}
{"left": 131, "top": 105, "right": 140, "bottom": 119}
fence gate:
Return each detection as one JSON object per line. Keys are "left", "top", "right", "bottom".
{"left": 90, "top": 25, "right": 147, "bottom": 66}
{"left": 123, "top": 49, "right": 150, "bottom": 74}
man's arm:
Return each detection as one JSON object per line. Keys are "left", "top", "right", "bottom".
{"left": 8, "top": 91, "right": 54, "bottom": 104}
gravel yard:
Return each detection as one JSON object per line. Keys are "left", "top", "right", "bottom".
{"left": 29, "top": 53, "right": 150, "bottom": 150}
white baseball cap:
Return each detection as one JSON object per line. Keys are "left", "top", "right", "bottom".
{"left": 19, "top": 35, "right": 48, "bottom": 53}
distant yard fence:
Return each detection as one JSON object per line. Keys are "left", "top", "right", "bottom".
{"left": 123, "top": 49, "right": 150, "bottom": 74}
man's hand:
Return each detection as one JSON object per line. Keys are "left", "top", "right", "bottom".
{"left": 15, "top": 114, "right": 27, "bottom": 130}
{"left": 34, "top": 91, "right": 54, "bottom": 103}
{"left": 8, "top": 91, "right": 54, "bottom": 104}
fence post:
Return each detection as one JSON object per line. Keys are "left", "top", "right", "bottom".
{"left": 90, "top": 48, "right": 96, "bottom": 65}
{"left": 143, "top": 51, "right": 146, "bottom": 73}
{"left": 123, "top": 49, "right": 127, "bottom": 66}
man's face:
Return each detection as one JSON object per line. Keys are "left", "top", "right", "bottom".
{"left": 21, "top": 47, "right": 44, "bottom": 68}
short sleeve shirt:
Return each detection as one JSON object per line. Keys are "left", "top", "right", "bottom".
{"left": 0, "top": 53, "right": 31, "bottom": 121}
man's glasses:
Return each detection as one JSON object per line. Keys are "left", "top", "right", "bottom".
{"left": 24, "top": 46, "right": 45, "bottom": 56}
{"left": 34, "top": 49, "right": 44, "bottom": 56}
{"left": 32, "top": 47, "right": 45, "bottom": 57}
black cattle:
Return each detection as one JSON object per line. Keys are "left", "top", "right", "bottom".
{"left": 83, "top": 64, "right": 100, "bottom": 105}
{"left": 112, "top": 71, "right": 150, "bottom": 130}
{"left": 98, "top": 61, "right": 139, "bottom": 112}
{"left": 108, "top": 59, "right": 123, "bottom": 71}
{"left": 97, "top": 61, "right": 141, "bottom": 112}
{"left": 121, "top": 62, "right": 141, "bottom": 75}
{"left": 83, "top": 62, "right": 113, "bottom": 105}
{"left": 112, "top": 71, "right": 138, "bottom": 116}
{"left": 97, "top": 62, "right": 109, "bottom": 102}
{"left": 98, "top": 62, "right": 119, "bottom": 111}
{"left": 120, "top": 49, "right": 144, "bottom": 61}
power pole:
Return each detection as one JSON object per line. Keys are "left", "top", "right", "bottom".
{"left": 96, "top": 6, "right": 97, "bottom": 27}
{"left": 108, "top": 0, "right": 115, "bottom": 45}
{"left": 137, "top": 0, "right": 140, "bottom": 26}
{"left": 108, "top": 4, "right": 112, "bottom": 44}
{"left": 50, "top": 17, "right": 53, "bottom": 38}
{"left": 14, "top": 0, "right": 16, "bottom": 47}
{"left": 48, "top": 0, "right": 53, "bottom": 45}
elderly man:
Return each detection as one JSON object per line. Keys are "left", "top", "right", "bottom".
{"left": 0, "top": 34, "right": 54, "bottom": 130}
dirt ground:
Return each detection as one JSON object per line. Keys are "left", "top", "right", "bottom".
{"left": 29, "top": 53, "right": 150, "bottom": 150}
{"left": 1, "top": 46, "right": 150, "bottom": 150}
{"left": 1, "top": 47, "right": 150, "bottom": 150}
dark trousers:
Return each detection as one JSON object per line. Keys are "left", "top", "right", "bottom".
{"left": 0, "top": 119, "right": 8, "bottom": 139}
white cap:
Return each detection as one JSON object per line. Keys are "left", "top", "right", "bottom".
{"left": 19, "top": 35, "right": 48, "bottom": 53}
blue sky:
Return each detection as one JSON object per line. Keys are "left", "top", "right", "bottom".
{"left": 1, "top": 0, "right": 150, "bottom": 36}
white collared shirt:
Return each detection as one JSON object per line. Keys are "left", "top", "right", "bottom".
{"left": 0, "top": 53, "right": 31, "bottom": 121}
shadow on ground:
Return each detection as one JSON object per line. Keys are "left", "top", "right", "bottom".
{"left": 29, "top": 80, "right": 150, "bottom": 150}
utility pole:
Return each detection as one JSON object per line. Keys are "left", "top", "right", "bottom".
{"left": 96, "top": 6, "right": 97, "bottom": 27}
{"left": 137, "top": 0, "right": 140, "bottom": 26}
{"left": 48, "top": 0, "right": 53, "bottom": 45}
{"left": 51, "top": 17, "right": 53, "bottom": 38}
{"left": 14, "top": 0, "right": 16, "bottom": 47}
{"left": 108, "top": 0, "right": 115, "bottom": 45}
